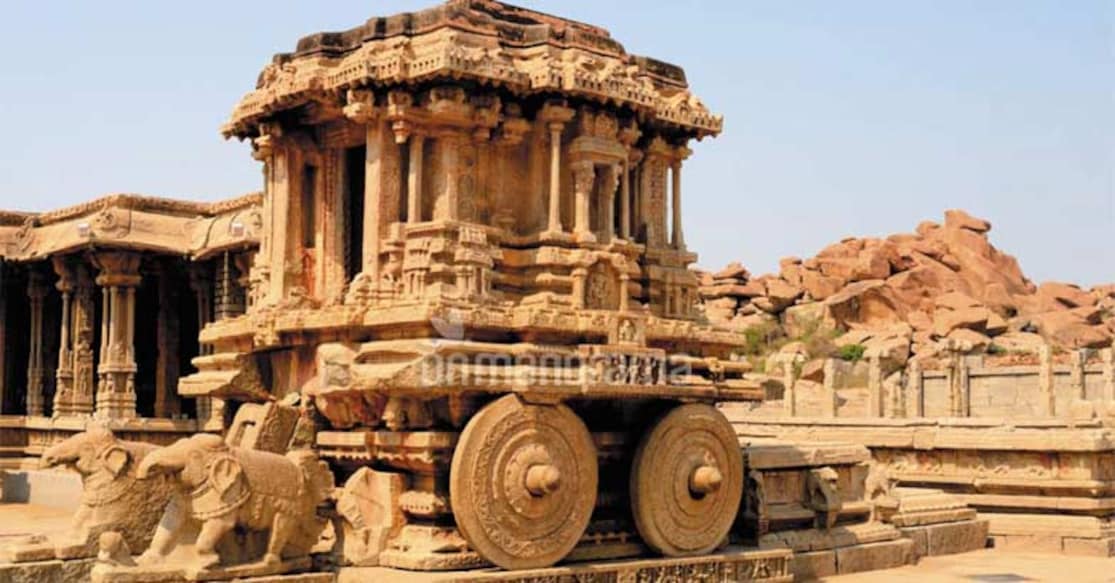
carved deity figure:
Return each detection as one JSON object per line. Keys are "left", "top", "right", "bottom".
{"left": 584, "top": 263, "right": 619, "bottom": 310}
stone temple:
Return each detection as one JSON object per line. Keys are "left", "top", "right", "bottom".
{"left": 0, "top": 1, "right": 995, "bottom": 581}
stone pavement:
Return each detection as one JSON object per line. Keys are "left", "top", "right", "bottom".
{"left": 0, "top": 503, "right": 71, "bottom": 543}
{"left": 1, "top": 503, "right": 1111, "bottom": 582}
{"left": 825, "top": 549, "right": 1115, "bottom": 582}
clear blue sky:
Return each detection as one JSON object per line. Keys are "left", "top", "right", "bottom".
{"left": 0, "top": 1, "right": 1111, "bottom": 286}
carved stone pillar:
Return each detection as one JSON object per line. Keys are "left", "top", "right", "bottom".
{"left": 619, "top": 160, "right": 631, "bottom": 241}
{"left": 628, "top": 150, "right": 644, "bottom": 241}
{"left": 215, "top": 252, "right": 245, "bottom": 321}
{"left": 52, "top": 257, "right": 96, "bottom": 417}
{"left": 906, "top": 358, "right": 924, "bottom": 417}
{"left": 407, "top": 132, "right": 426, "bottom": 224}
{"left": 540, "top": 103, "right": 574, "bottom": 237}
{"left": 472, "top": 127, "right": 492, "bottom": 225}
{"left": 435, "top": 131, "right": 462, "bottom": 221}
{"left": 188, "top": 263, "right": 213, "bottom": 352}
{"left": 571, "top": 267, "right": 588, "bottom": 309}
{"left": 1070, "top": 349, "right": 1087, "bottom": 401}
{"left": 252, "top": 122, "right": 289, "bottom": 306}
{"left": 93, "top": 251, "right": 142, "bottom": 419}
{"left": 155, "top": 263, "right": 181, "bottom": 419}
{"left": 343, "top": 88, "right": 390, "bottom": 287}
{"left": 52, "top": 257, "right": 74, "bottom": 416}
{"left": 546, "top": 123, "right": 564, "bottom": 234}
{"left": 867, "top": 356, "right": 883, "bottom": 418}
{"left": 601, "top": 164, "right": 619, "bottom": 243}
{"left": 670, "top": 149, "right": 690, "bottom": 251}
{"left": 1038, "top": 343, "right": 1055, "bottom": 416}
{"left": 25, "top": 271, "right": 49, "bottom": 416}
{"left": 640, "top": 138, "right": 671, "bottom": 248}
{"left": 572, "top": 161, "right": 596, "bottom": 242}
{"left": 188, "top": 262, "right": 218, "bottom": 426}
{"left": 822, "top": 359, "right": 837, "bottom": 418}
{"left": 617, "top": 123, "right": 641, "bottom": 242}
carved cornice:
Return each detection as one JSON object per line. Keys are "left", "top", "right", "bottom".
{"left": 0, "top": 193, "right": 263, "bottom": 263}
{"left": 224, "top": 0, "right": 722, "bottom": 139}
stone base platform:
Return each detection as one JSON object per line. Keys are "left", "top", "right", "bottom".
{"left": 339, "top": 548, "right": 794, "bottom": 583}
{"left": 755, "top": 519, "right": 928, "bottom": 579}
{"left": 987, "top": 513, "right": 1115, "bottom": 556}
{"left": 887, "top": 488, "right": 990, "bottom": 558}
{"left": 730, "top": 415, "right": 1115, "bottom": 556}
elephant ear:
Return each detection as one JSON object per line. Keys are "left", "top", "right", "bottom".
{"left": 209, "top": 457, "right": 245, "bottom": 498}
{"left": 102, "top": 446, "right": 131, "bottom": 478}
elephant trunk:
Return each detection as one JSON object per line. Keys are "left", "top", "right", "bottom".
{"left": 40, "top": 443, "right": 78, "bottom": 469}
{"left": 136, "top": 447, "right": 186, "bottom": 480}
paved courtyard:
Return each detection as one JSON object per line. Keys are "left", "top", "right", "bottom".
{"left": 0, "top": 503, "right": 1111, "bottom": 581}
{"left": 826, "top": 548, "right": 1114, "bottom": 582}
{"left": 0, "top": 503, "right": 73, "bottom": 543}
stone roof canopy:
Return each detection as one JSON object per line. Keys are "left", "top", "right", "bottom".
{"left": 224, "top": 0, "right": 722, "bottom": 139}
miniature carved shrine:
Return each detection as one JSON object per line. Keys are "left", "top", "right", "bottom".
{"left": 0, "top": 1, "right": 995, "bottom": 581}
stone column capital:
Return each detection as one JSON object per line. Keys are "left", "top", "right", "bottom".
{"left": 539, "top": 100, "right": 575, "bottom": 126}
{"left": 92, "top": 251, "right": 142, "bottom": 288}
{"left": 343, "top": 88, "right": 378, "bottom": 124}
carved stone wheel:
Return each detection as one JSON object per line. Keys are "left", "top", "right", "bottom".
{"left": 630, "top": 403, "right": 743, "bottom": 557}
{"left": 450, "top": 394, "right": 598, "bottom": 570}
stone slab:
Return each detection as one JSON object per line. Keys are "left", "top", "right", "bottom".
{"left": 926, "top": 520, "right": 989, "bottom": 556}
{"left": 790, "top": 549, "right": 836, "bottom": 581}
{"left": 901, "top": 519, "right": 988, "bottom": 557}
{"left": 91, "top": 558, "right": 315, "bottom": 583}
{"left": 834, "top": 538, "right": 915, "bottom": 575}
{"left": 1063, "top": 536, "right": 1115, "bottom": 557}
{"left": 340, "top": 547, "right": 794, "bottom": 582}
{"left": 990, "top": 534, "right": 1064, "bottom": 553}
{"left": 0, "top": 557, "right": 95, "bottom": 583}
{"left": 902, "top": 526, "right": 928, "bottom": 558}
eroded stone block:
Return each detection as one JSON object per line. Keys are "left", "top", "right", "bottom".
{"left": 834, "top": 538, "right": 914, "bottom": 575}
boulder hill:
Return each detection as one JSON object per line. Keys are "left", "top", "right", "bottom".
{"left": 697, "top": 210, "right": 1114, "bottom": 367}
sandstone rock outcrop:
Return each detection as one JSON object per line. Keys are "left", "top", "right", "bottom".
{"left": 698, "top": 210, "right": 1113, "bottom": 365}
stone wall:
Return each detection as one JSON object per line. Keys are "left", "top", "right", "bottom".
{"left": 749, "top": 347, "right": 1115, "bottom": 421}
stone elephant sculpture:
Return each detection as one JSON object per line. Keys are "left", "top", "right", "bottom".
{"left": 135, "top": 433, "right": 333, "bottom": 569}
{"left": 36, "top": 424, "right": 174, "bottom": 559}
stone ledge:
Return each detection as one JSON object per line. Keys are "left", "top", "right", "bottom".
{"left": 901, "top": 519, "right": 989, "bottom": 558}
{"left": 0, "top": 557, "right": 95, "bottom": 583}
{"left": 340, "top": 547, "right": 794, "bottom": 582}
{"left": 834, "top": 538, "right": 915, "bottom": 575}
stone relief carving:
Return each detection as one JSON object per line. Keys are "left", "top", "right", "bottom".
{"left": 134, "top": 433, "right": 334, "bottom": 571}
{"left": 1, "top": 425, "right": 173, "bottom": 562}
{"left": 585, "top": 262, "right": 619, "bottom": 310}
{"left": 92, "top": 206, "right": 132, "bottom": 239}
{"left": 14, "top": 216, "right": 36, "bottom": 253}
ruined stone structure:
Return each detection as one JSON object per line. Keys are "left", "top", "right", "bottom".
{"left": 729, "top": 348, "right": 1115, "bottom": 556}
{"left": 0, "top": 1, "right": 995, "bottom": 581}
{"left": 0, "top": 195, "right": 260, "bottom": 465}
